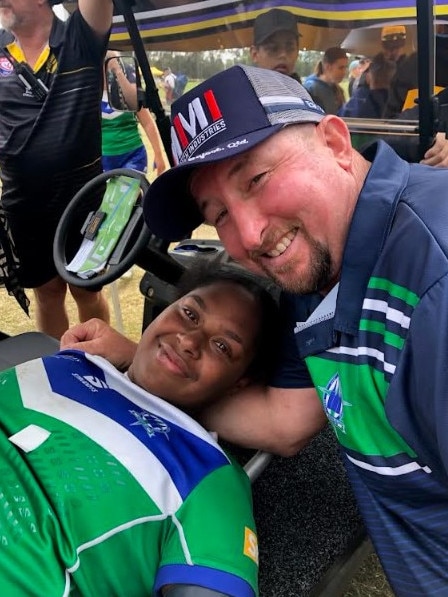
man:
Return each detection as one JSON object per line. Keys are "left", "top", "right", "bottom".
{"left": 0, "top": 0, "right": 112, "bottom": 339}
{"left": 340, "top": 53, "right": 396, "bottom": 119}
{"left": 63, "top": 64, "right": 448, "bottom": 595}
{"left": 380, "top": 25, "right": 407, "bottom": 64}
{"left": 162, "top": 66, "right": 176, "bottom": 105}
{"left": 384, "top": 27, "right": 448, "bottom": 118}
{"left": 250, "top": 8, "right": 300, "bottom": 81}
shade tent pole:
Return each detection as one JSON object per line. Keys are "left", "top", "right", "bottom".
{"left": 416, "top": 0, "right": 437, "bottom": 160}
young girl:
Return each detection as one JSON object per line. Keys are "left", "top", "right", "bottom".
{"left": 0, "top": 264, "right": 278, "bottom": 597}
{"left": 304, "top": 47, "right": 348, "bottom": 114}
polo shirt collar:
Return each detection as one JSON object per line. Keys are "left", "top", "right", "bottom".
{"left": 334, "top": 140, "right": 410, "bottom": 335}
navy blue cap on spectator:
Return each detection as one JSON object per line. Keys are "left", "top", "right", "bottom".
{"left": 253, "top": 9, "right": 300, "bottom": 45}
{"left": 144, "top": 64, "right": 325, "bottom": 241}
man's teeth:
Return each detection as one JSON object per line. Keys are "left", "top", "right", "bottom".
{"left": 266, "top": 231, "right": 295, "bottom": 257}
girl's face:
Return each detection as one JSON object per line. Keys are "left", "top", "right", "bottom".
{"left": 127, "top": 281, "right": 261, "bottom": 409}
{"left": 325, "top": 58, "right": 348, "bottom": 84}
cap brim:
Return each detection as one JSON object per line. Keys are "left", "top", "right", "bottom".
{"left": 144, "top": 124, "right": 283, "bottom": 241}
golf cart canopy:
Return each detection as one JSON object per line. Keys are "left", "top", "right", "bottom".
{"left": 59, "top": 1, "right": 448, "bottom": 167}
{"left": 57, "top": 1, "right": 448, "bottom": 51}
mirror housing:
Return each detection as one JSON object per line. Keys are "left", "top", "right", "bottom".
{"left": 105, "top": 53, "right": 143, "bottom": 112}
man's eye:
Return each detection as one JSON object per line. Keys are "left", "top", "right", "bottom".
{"left": 214, "top": 208, "right": 228, "bottom": 226}
{"left": 249, "top": 172, "right": 266, "bottom": 189}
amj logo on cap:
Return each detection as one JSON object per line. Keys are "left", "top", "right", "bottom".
{"left": 171, "top": 89, "right": 227, "bottom": 164}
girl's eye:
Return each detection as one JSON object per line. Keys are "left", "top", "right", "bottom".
{"left": 214, "top": 339, "right": 231, "bottom": 357}
{"left": 182, "top": 307, "right": 198, "bottom": 323}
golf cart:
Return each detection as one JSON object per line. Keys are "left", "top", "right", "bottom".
{"left": 2, "top": 0, "right": 448, "bottom": 595}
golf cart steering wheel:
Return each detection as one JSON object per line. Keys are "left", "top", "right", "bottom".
{"left": 54, "top": 168, "right": 151, "bottom": 289}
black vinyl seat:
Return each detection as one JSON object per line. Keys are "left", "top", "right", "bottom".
{"left": 0, "top": 331, "right": 59, "bottom": 371}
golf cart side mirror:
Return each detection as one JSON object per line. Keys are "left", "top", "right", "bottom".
{"left": 105, "top": 53, "right": 144, "bottom": 112}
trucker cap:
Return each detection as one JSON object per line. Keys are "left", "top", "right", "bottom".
{"left": 381, "top": 25, "right": 406, "bottom": 46}
{"left": 253, "top": 8, "right": 300, "bottom": 45}
{"left": 144, "top": 64, "right": 325, "bottom": 241}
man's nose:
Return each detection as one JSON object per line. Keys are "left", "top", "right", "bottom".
{"left": 231, "top": 203, "right": 267, "bottom": 252}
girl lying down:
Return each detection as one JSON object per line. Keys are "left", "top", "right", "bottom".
{"left": 0, "top": 262, "right": 279, "bottom": 597}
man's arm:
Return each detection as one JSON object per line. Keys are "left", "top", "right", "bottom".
{"left": 60, "top": 319, "right": 137, "bottom": 371}
{"left": 201, "top": 383, "right": 327, "bottom": 457}
{"left": 78, "top": 0, "right": 114, "bottom": 36}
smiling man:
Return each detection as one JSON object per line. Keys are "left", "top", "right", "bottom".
{"left": 137, "top": 64, "right": 448, "bottom": 596}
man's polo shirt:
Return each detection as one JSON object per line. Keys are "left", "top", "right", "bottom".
{"left": 271, "top": 141, "right": 448, "bottom": 595}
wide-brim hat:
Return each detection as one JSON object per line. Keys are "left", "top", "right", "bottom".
{"left": 144, "top": 65, "right": 325, "bottom": 241}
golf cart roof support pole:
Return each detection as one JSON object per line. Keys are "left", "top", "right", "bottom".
{"left": 112, "top": 0, "right": 175, "bottom": 167}
{"left": 416, "top": 0, "right": 436, "bottom": 160}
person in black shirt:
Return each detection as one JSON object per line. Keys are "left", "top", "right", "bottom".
{"left": 0, "top": 0, "right": 113, "bottom": 339}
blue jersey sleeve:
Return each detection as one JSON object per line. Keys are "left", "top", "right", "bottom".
{"left": 269, "top": 292, "right": 315, "bottom": 389}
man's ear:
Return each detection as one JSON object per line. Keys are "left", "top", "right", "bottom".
{"left": 316, "top": 115, "right": 353, "bottom": 170}
{"left": 250, "top": 46, "right": 259, "bottom": 64}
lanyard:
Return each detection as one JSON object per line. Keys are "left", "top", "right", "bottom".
{"left": 0, "top": 47, "right": 49, "bottom": 101}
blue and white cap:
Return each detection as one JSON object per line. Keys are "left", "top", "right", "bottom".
{"left": 144, "top": 64, "right": 325, "bottom": 241}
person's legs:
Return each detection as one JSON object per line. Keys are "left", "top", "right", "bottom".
{"left": 69, "top": 284, "right": 110, "bottom": 327}
{"left": 33, "top": 276, "right": 69, "bottom": 339}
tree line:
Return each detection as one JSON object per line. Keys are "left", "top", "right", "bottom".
{"left": 148, "top": 49, "right": 326, "bottom": 81}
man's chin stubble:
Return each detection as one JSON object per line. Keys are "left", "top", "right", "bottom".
{"left": 258, "top": 243, "right": 333, "bottom": 295}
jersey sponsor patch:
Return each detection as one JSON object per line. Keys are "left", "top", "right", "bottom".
{"left": 8, "top": 424, "right": 51, "bottom": 453}
{"left": 0, "top": 56, "right": 14, "bottom": 76}
{"left": 243, "top": 527, "right": 259, "bottom": 565}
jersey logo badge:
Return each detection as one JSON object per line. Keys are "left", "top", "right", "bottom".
{"left": 0, "top": 56, "right": 14, "bottom": 76}
{"left": 129, "top": 410, "right": 170, "bottom": 439}
{"left": 318, "top": 373, "right": 351, "bottom": 433}
{"left": 71, "top": 373, "right": 108, "bottom": 392}
{"left": 243, "top": 527, "right": 259, "bottom": 565}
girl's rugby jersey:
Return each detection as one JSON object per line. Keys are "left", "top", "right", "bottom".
{"left": 0, "top": 350, "right": 258, "bottom": 596}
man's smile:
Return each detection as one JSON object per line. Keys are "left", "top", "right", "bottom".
{"left": 265, "top": 229, "right": 296, "bottom": 257}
